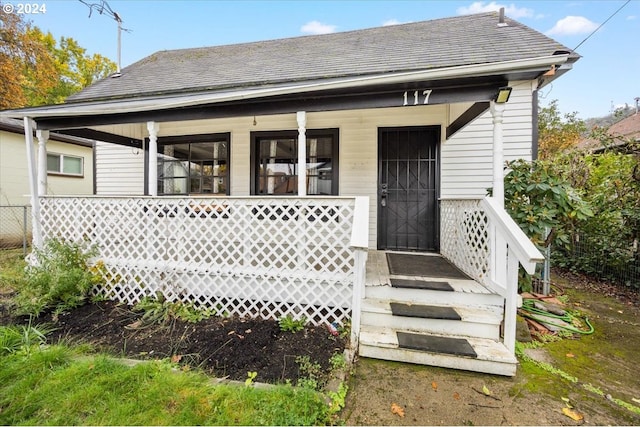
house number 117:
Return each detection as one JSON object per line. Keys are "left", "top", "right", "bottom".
{"left": 403, "top": 90, "right": 433, "bottom": 106}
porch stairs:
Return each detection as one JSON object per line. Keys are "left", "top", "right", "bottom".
{"left": 358, "top": 251, "right": 517, "bottom": 376}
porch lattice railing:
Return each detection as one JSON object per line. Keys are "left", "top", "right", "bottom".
{"left": 441, "top": 197, "right": 543, "bottom": 353}
{"left": 39, "top": 196, "right": 368, "bottom": 327}
{"left": 440, "top": 198, "right": 491, "bottom": 285}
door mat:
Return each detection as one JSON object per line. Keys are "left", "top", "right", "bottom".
{"left": 390, "top": 303, "right": 461, "bottom": 320}
{"left": 390, "top": 278, "right": 454, "bottom": 292}
{"left": 397, "top": 332, "right": 477, "bottom": 358}
{"left": 386, "top": 253, "right": 470, "bottom": 279}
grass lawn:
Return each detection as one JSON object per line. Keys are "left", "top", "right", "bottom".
{"left": 0, "top": 248, "right": 338, "bottom": 425}
{"left": 0, "top": 343, "right": 333, "bottom": 425}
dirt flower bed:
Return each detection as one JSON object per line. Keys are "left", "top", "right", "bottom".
{"left": 35, "top": 301, "right": 346, "bottom": 385}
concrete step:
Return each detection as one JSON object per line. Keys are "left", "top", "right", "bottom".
{"left": 361, "top": 298, "right": 502, "bottom": 340}
{"left": 359, "top": 325, "right": 518, "bottom": 376}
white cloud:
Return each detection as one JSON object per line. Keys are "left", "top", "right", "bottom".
{"left": 627, "top": 15, "right": 637, "bottom": 21}
{"left": 456, "top": 1, "right": 534, "bottom": 19}
{"left": 382, "top": 19, "right": 402, "bottom": 26}
{"left": 300, "top": 21, "right": 337, "bottom": 35}
{"left": 546, "top": 16, "right": 599, "bottom": 36}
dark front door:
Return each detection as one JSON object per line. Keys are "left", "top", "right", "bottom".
{"left": 378, "top": 126, "right": 439, "bottom": 251}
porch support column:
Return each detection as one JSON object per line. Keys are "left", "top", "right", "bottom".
{"left": 147, "top": 121, "right": 160, "bottom": 196}
{"left": 490, "top": 101, "right": 507, "bottom": 285}
{"left": 23, "top": 117, "right": 43, "bottom": 248}
{"left": 36, "top": 130, "right": 50, "bottom": 196}
{"left": 296, "top": 111, "right": 307, "bottom": 196}
{"left": 490, "top": 101, "right": 505, "bottom": 208}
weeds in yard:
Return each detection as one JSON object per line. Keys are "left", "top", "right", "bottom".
{"left": 133, "top": 294, "right": 215, "bottom": 326}
{"left": 13, "top": 239, "right": 102, "bottom": 316}
{"left": 295, "top": 355, "right": 324, "bottom": 390}
{"left": 278, "top": 314, "right": 307, "bottom": 333}
{"left": 0, "top": 320, "right": 53, "bottom": 356}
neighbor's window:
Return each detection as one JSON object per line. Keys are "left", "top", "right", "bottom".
{"left": 251, "top": 129, "right": 338, "bottom": 195}
{"left": 157, "top": 133, "right": 230, "bottom": 196}
{"left": 46, "top": 153, "right": 83, "bottom": 177}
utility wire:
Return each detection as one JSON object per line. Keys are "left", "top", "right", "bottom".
{"left": 572, "top": 0, "right": 631, "bottom": 52}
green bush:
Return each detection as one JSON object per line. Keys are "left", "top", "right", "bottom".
{"left": 14, "top": 239, "right": 102, "bottom": 316}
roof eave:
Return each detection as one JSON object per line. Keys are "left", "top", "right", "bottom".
{"left": 1, "top": 54, "right": 571, "bottom": 120}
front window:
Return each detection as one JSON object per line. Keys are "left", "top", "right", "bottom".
{"left": 157, "top": 134, "right": 230, "bottom": 195}
{"left": 251, "top": 129, "right": 338, "bottom": 195}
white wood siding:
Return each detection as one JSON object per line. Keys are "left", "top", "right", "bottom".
{"left": 95, "top": 142, "right": 144, "bottom": 195}
{"left": 441, "top": 81, "right": 533, "bottom": 198}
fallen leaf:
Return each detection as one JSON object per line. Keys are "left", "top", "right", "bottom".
{"left": 227, "top": 330, "right": 235, "bottom": 335}
{"left": 453, "top": 392, "right": 461, "bottom": 400}
{"left": 391, "top": 403, "right": 405, "bottom": 418}
{"left": 431, "top": 381, "right": 438, "bottom": 391}
{"left": 566, "top": 353, "right": 575, "bottom": 358}
{"left": 632, "top": 398, "right": 640, "bottom": 404}
{"left": 482, "top": 385, "right": 492, "bottom": 396}
{"left": 617, "top": 310, "right": 623, "bottom": 314}
{"left": 245, "top": 329, "right": 252, "bottom": 334}
{"left": 562, "top": 407, "right": 584, "bottom": 421}
{"left": 171, "top": 354, "right": 182, "bottom": 364}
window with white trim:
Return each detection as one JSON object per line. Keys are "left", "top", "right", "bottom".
{"left": 46, "top": 153, "right": 84, "bottom": 177}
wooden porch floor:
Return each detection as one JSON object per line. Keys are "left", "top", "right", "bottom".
{"left": 365, "top": 250, "right": 494, "bottom": 295}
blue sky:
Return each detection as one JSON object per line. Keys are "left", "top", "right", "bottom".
{"left": 12, "top": 0, "right": 640, "bottom": 119}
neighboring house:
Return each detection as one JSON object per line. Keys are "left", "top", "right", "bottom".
{"left": 1, "top": 11, "right": 577, "bottom": 375}
{"left": 0, "top": 118, "right": 94, "bottom": 247}
{"left": 581, "top": 112, "right": 640, "bottom": 153}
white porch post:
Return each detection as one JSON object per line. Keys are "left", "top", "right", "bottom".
{"left": 490, "top": 101, "right": 507, "bottom": 284}
{"left": 23, "top": 118, "right": 43, "bottom": 248}
{"left": 147, "top": 121, "right": 160, "bottom": 196}
{"left": 296, "top": 111, "right": 307, "bottom": 196}
{"left": 36, "top": 129, "right": 50, "bottom": 196}
{"left": 490, "top": 101, "right": 505, "bottom": 208}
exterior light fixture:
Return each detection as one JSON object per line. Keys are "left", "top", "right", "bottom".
{"left": 495, "top": 86, "right": 512, "bottom": 103}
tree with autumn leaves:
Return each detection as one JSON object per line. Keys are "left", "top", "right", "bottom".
{"left": 0, "top": 5, "right": 116, "bottom": 109}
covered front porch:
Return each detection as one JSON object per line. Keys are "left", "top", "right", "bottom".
{"left": 34, "top": 192, "right": 542, "bottom": 374}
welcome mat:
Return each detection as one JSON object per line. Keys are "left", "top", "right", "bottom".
{"left": 390, "top": 278, "right": 454, "bottom": 292}
{"left": 397, "top": 332, "right": 477, "bottom": 358}
{"left": 390, "top": 303, "right": 461, "bottom": 320}
{"left": 386, "top": 253, "right": 469, "bottom": 279}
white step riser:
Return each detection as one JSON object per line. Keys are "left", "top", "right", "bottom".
{"left": 361, "top": 312, "right": 500, "bottom": 341}
{"left": 359, "top": 344, "right": 517, "bottom": 376}
{"left": 366, "top": 286, "right": 505, "bottom": 308}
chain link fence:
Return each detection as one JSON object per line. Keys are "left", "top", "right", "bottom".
{"left": 0, "top": 205, "right": 31, "bottom": 255}
{"left": 557, "top": 234, "right": 639, "bottom": 289}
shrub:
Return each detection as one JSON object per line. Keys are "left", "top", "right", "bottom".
{"left": 14, "top": 239, "right": 102, "bottom": 316}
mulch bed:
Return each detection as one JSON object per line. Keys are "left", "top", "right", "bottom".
{"left": 24, "top": 301, "right": 346, "bottom": 385}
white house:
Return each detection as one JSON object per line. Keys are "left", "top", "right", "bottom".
{"left": 0, "top": 118, "right": 94, "bottom": 248}
{"left": 1, "top": 11, "right": 577, "bottom": 375}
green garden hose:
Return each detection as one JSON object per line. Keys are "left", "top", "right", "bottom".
{"left": 520, "top": 299, "right": 595, "bottom": 335}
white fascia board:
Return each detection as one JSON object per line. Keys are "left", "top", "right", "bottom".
{"left": 1, "top": 54, "right": 569, "bottom": 119}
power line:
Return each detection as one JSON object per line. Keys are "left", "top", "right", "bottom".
{"left": 572, "top": 0, "right": 631, "bottom": 52}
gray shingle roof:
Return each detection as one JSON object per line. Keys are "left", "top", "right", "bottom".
{"left": 67, "top": 12, "right": 577, "bottom": 103}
